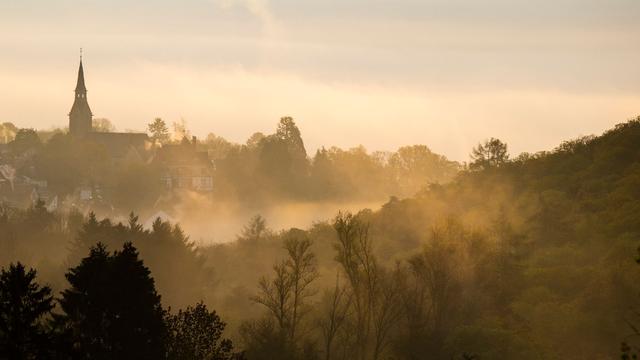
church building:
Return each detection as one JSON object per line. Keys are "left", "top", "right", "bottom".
{"left": 68, "top": 56, "right": 149, "bottom": 160}
{"left": 68, "top": 55, "right": 214, "bottom": 192}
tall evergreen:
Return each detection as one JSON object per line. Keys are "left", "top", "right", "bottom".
{"left": 0, "top": 262, "right": 54, "bottom": 359}
{"left": 59, "top": 242, "right": 166, "bottom": 359}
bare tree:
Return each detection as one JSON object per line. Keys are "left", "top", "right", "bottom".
{"left": 318, "top": 273, "right": 352, "bottom": 360}
{"left": 283, "top": 230, "right": 318, "bottom": 341}
{"left": 253, "top": 262, "right": 293, "bottom": 332}
{"left": 404, "top": 220, "right": 464, "bottom": 357}
{"left": 333, "top": 211, "right": 375, "bottom": 359}
{"left": 371, "top": 267, "right": 403, "bottom": 360}
{"left": 251, "top": 230, "right": 318, "bottom": 353}
{"left": 332, "top": 211, "right": 399, "bottom": 360}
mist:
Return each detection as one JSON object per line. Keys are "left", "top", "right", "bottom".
{"left": 2, "top": 0, "right": 640, "bottom": 358}
{"left": 2, "top": 117, "right": 640, "bottom": 359}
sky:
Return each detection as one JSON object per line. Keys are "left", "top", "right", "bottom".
{"left": 0, "top": 0, "right": 639, "bottom": 161}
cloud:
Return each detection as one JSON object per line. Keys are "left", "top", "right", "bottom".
{"left": 214, "top": 0, "right": 281, "bottom": 38}
{"left": 2, "top": 62, "right": 637, "bottom": 162}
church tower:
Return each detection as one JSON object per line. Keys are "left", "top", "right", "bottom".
{"left": 69, "top": 54, "right": 93, "bottom": 136}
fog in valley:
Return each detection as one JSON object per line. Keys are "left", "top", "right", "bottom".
{"left": 2, "top": 0, "right": 640, "bottom": 359}
{"left": 3, "top": 114, "right": 640, "bottom": 359}
{"left": 171, "top": 199, "right": 384, "bottom": 245}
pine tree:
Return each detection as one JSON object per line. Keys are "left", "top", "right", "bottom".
{"left": 59, "top": 242, "right": 166, "bottom": 359}
{"left": 0, "top": 262, "right": 54, "bottom": 359}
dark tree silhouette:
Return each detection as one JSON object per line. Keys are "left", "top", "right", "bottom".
{"left": 240, "top": 317, "right": 296, "bottom": 360}
{"left": 148, "top": 117, "right": 170, "bottom": 144}
{"left": 9, "top": 128, "right": 41, "bottom": 154}
{"left": 0, "top": 262, "right": 54, "bottom": 359}
{"left": 59, "top": 242, "right": 166, "bottom": 359}
{"left": 165, "top": 301, "right": 240, "bottom": 360}
{"left": 469, "top": 138, "right": 509, "bottom": 170}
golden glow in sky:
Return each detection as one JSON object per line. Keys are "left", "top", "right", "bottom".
{"left": 1, "top": 0, "right": 639, "bottom": 160}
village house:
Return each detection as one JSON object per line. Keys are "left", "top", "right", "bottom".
{"left": 68, "top": 56, "right": 214, "bottom": 193}
{"left": 154, "top": 137, "right": 214, "bottom": 192}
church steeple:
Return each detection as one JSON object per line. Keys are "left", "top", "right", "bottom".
{"left": 69, "top": 51, "right": 92, "bottom": 136}
{"left": 75, "top": 58, "right": 87, "bottom": 93}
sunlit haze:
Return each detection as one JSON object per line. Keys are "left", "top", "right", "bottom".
{"left": 2, "top": 0, "right": 638, "bottom": 160}
{"left": 4, "top": 2, "right": 640, "bottom": 358}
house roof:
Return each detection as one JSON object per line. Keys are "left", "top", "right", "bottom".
{"left": 86, "top": 132, "right": 149, "bottom": 158}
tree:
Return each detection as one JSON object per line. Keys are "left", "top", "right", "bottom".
{"left": 9, "top": 128, "right": 41, "bottom": 154}
{"left": 332, "top": 211, "right": 381, "bottom": 360}
{"left": 276, "top": 116, "right": 309, "bottom": 177}
{"left": 238, "top": 215, "right": 270, "bottom": 243}
{"left": 254, "top": 118, "right": 310, "bottom": 198}
{"left": 249, "top": 229, "right": 318, "bottom": 358}
{"left": 318, "top": 274, "right": 352, "bottom": 360}
{"left": 59, "top": 242, "right": 166, "bottom": 359}
{"left": 92, "top": 118, "right": 115, "bottom": 132}
{"left": 172, "top": 118, "right": 190, "bottom": 142}
{"left": 33, "top": 133, "right": 112, "bottom": 195}
{"left": 282, "top": 230, "right": 318, "bottom": 341}
{"left": 481, "top": 209, "right": 526, "bottom": 311}
{"left": 620, "top": 248, "right": 640, "bottom": 359}
{"left": 148, "top": 118, "right": 170, "bottom": 144}
{"left": 0, "top": 122, "right": 18, "bottom": 144}
{"left": 332, "top": 211, "right": 402, "bottom": 360}
{"left": 396, "top": 219, "right": 464, "bottom": 359}
{"left": 205, "top": 133, "right": 235, "bottom": 160}
{"left": 0, "top": 262, "right": 54, "bottom": 359}
{"left": 469, "top": 138, "right": 509, "bottom": 170}
{"left": 165, "top": 302, "right": 240, "bottom": 360}
{"left": 112, "top": 162, "right": 163, "bottom": 212}
{"left": 240, "top": 317, "right": 295, "bottom": 360}
{"left": 276, "top": 117, "right": 305, "bottom": 155}
{"left": 66, "top": 212, "right": 128, "bottom": 266}
{"left": 247, "top": 132, "right": 266, "bottom": 148}
{"left": 388, "top": 145, "right": 460, "bottom": 195}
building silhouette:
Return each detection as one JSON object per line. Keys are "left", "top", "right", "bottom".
{"left": 67, "top": 55, "right": 213, "bottom": 192}
{"left": 69, "top": 58, "right": 92, "bottom": 136}
{"left": 68, "top": 56, "right": 149, "bottom": 160}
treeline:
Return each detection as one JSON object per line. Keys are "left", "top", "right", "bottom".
{"left": 2, "top": 117, "right": 640, "bottom": 358}
{"left": 200, "top": 117, "right": 460, "bottom": 202}
{"left": 1, "top": 205, "right": 242, "bottom": 358}
{"left": 0, "top": 243, "right": 241, "bottom": 359}
{"left": 228, "top": 212, "right": 529, "bottom": 360}
{"left": 0, "top": 117, "right": 460, "bottom": 212}
{"left": 0, "top": 202, "right": 210, "bottom": 309}
{"left": 1, "top": 205, "right": 526, "bottom": 359}
{"left": 205, "top": 117, "right": 640, "bottom": 358}
{"left": 0, "top": 128, "right": 164, "bottom": 212}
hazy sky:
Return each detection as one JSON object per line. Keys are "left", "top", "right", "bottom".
{"left": 1, "top": 0, "right": 639, "bottom": 160}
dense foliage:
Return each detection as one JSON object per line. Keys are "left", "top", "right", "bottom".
{"left": 0, "top": 241, "right": 240, "bottom": 359}
{"left": 1, "top": 117, "right": 639, "bottom": 358}
{"left": 0, "top": 263, "right": 54, "bottom": 359}
{"left": 0, "top": 117, "right": 460, "bottom": 212}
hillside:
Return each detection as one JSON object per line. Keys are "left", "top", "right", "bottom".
{"left": 2, "top": 118, "right": 639, "bottom": 359}
{"left": 207, "top": 117, "right": 640, "bottom": 359}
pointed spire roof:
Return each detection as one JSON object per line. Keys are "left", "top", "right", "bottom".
{"left": 75, "top": 58, "right": 86, "bottom": 93}
{"left": 69, "top": 51, "right": 92, "bottom": 136}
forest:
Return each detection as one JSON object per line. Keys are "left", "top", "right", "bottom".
{"left": 0, "top": 117, "right": 460, "bottom": 211}
{"left": 1, "top": 116, "right": 640, "bottom": 359}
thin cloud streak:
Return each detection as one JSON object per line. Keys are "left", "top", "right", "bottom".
{"left": 1, "top": 63, "right": 637, "bottom": 161}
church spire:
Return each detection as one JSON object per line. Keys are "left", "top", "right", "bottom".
{"left": 75, "top": 56, "right": 87, "bottom": 93}
{"left": 69, "top": 51, "right": 93, "bottom": 136}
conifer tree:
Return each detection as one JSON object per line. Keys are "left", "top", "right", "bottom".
{"left": 0, "top": 262, "right": 54, "bottom": 359}
{"left": 59, "top": 242, "right": 166, "bottom": 359}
